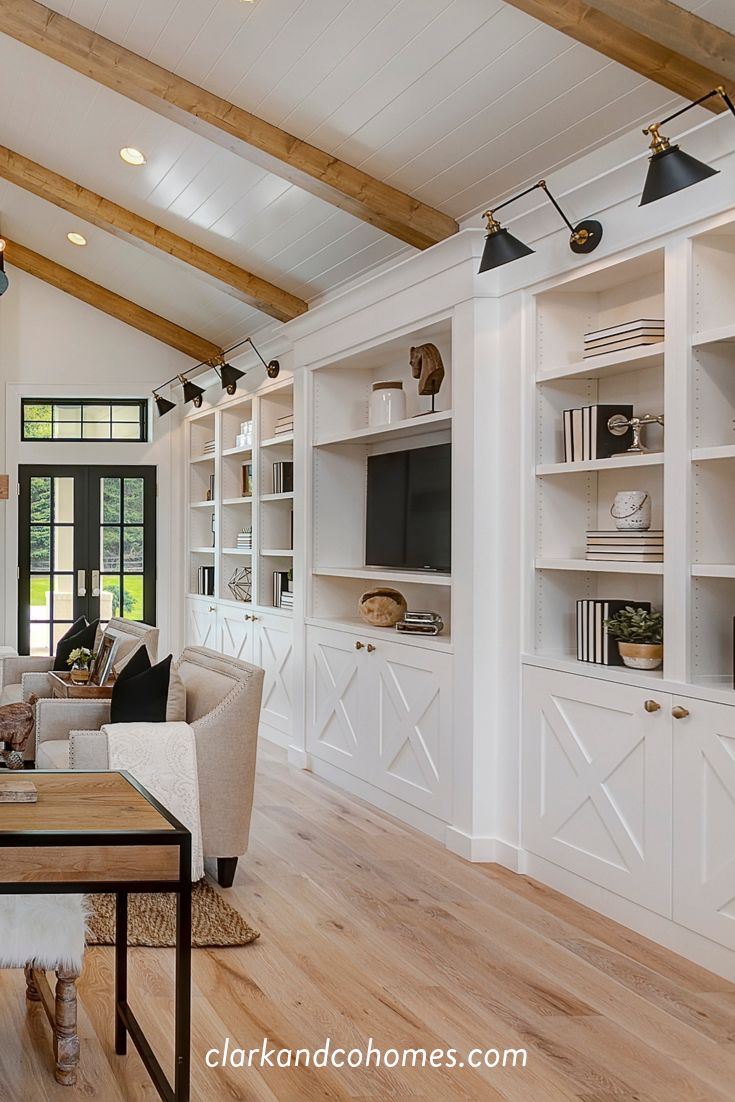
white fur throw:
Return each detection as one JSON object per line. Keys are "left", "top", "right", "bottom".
{"left": 104, "top": 721, "right": 204, "bottom": 880}
{"left": 0, "top": 895, "right": 86, "bottom": 971}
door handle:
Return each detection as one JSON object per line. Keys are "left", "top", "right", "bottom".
{"left": 366, "top": 644, "right": 376, "bottom": 653}
{"left": 77, "top": 569, "right": 86, "bottom": 597}
{"left": 672, "top": 705, "right": 690, "bottom": 720}
{"left": 91, "top": 569, "right": 100, "bottom": 597}
{"left": 355, "top": 641, "right": 364, "bottom": 650}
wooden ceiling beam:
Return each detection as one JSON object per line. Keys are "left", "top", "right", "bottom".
{"left": 4, "top": 238, "right": 223, "bottom": 362}
{"left": 504, "top": 0, "right": 732, "bottom": 110}
{"left": 0, "top": 146, "right": 306, "bottom": 323}
{"left": 0, "top": 0, "right": 459, "bottom": 251}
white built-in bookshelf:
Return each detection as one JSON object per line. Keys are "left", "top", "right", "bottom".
{"left": 187, "top": 379, "right": 294, "bottom": 613}
{"left": 525, "top": 219, "right": 735, "bottom": 698}
{"left": 307, "top": 318, "right": 453, "bottom": 644}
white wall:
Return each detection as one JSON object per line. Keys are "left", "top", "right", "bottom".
{"left": 0, "top": 267, "right": 189, "bottom": 654}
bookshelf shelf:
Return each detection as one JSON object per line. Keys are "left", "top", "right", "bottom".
{"left": 692, "top": 323, "right": 735, "bottom": 347}
{"left": 305, "top": 615, "right": 453, "bottom": 653}
{"left": 536, "top": 453, "right": 663, "bottom": 476}
{"left": 691, "top": 445, "right": 735, "bottom": 462}
{"left": 222, "top": 548, "right": 252, "bottom": 556}
{"left": 691, "top": 564, "right": 735, "bottom": 578}
{"left": 537, "top": 343, "right": 664, "bottom": 383}
{"left": 222, "top": 445, "right": 252, "bottom": 457}
{"left": 262, "top": 549, "right": 293, "bottom": 557}
{"left": 222, "top": 496, "right": 253, "bottom": 506}
{"left": 191, "top": 546, "right": 215, "bottom": 554}
{"left": 314, "top": 409, "right": 453, "bottom": 448}
{"left": 536, "top": 558, "right": 664, "bottom": 575}
{"left": 314, "top": 566, "right": 451, "bottom": 587}
{"left": 190, "top": 454, "right": 215, "bottom": 465}
{"left": 261, "top": 432, "right": 293, "bottom": 448}
{"left": 261, "top": 492, "right": 294, "bottom": 502}
{"left": 189, "top": 500, "right": 215, "bottom": 509}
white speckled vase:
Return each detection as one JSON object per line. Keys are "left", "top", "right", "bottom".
{"left": 610, "top": 490, "right": 651, "bottom": 530}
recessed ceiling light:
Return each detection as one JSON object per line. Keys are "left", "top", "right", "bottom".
{"left": 119, "top": 147, "right": 147, "bottom": 166}
{"left": 67, "top": 232, "right": 87, "bottom": 246}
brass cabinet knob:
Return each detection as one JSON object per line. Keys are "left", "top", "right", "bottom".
{"left": 251, "top": 615, "right": 259, "bottom": 622}
{"left": 208, "top": 605, "right": 216, "bottom": 613}
{"left": 672, "top": 705, "right": 690, "bottom": 719}
{"left": 243, "top": 613, "right": 251, "bottom": 621}
{"left": 644, "top": 700, "right": 661, "bottom": 713}
{"left": 355, "top": 641, "right": 364, "bottom": 650}
{"left": 367, "top": 643, "right": 376, "bottom": 653}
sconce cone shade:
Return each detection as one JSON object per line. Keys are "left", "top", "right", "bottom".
{"left": 182, "top": 379, "right": 205, "bottom": 406}
{"left": 640, "top": 143, "right": 719, "bottom": 206}
{"left": 154, "top": 393, "right": 176, "bottom": 417}
{"left": 220, "top": 362, "right": 245, "bottom": 393}
{"left": 478, "top": 226, "right": 534, "bottom": 272}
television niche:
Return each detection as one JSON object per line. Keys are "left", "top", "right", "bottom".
{"left": 365, "top": 443, "right": 451, "bottom": 573}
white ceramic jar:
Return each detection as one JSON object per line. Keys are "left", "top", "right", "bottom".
{"left": 370, "top": 381, "right": 406, "bottom": 426}
{"left": 610, "top": 490, "right": 651, "bottom": 530}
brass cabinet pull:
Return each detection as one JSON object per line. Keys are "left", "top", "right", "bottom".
{"left": 644, "top": 699, "right": 661, "bottom": 713}
{"left": 355, "top": 641, "right": 364, "bottom": 650}
{"left": 672, "top": 705, "right": 690, "bottom": 720}
{"left": 208, "top": 605, "right": 216, "bottom": 613}
{"left": 366, "top": 644, "right": 376, "bottom": 653}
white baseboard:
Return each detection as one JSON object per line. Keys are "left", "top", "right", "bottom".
{"left": 444, "top": 828, "right": 521, "bottom": 868}
{"left": 287, "top": 745, "right": 311, "bottom": 770}
{"left": 258, "top": 724, "right": 291, "bottom": 750}
{"left": 522, "top": 852, "right": 735, "bottom": 981}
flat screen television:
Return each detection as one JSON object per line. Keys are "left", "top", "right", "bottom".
{"left": 365, "top": 443, "right": 451, "bottom": 573}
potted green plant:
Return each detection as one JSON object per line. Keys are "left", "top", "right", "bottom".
{"left": 604, "top": 607, "right": 663, "bottom": 670}
{"left": 67, "top": 646, "right": 95, "bottom": 684}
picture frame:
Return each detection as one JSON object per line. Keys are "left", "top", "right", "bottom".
{"left": 242, "top": 461, "right": 253, "bottom": 497}
{"left": 91, "top": 634, "right": 119, "bottom": 686}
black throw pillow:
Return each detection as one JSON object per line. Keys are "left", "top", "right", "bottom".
{"left": 110, "top": 651, "right": 173, "bottom": 724}
{"left": 54, "top": 618, "right": 99, "bottom": 671}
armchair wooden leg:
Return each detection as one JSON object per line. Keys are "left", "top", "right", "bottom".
{"left": 24, "top": 964, "right": 41, "bottom": 1002}
{"left": 217, "top": 857, "right": 238, "bottom": 888}
{"left": 53, "top": 968, "right": 80, "bottom": 1086}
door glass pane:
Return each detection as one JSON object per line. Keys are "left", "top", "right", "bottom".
{"left": 30, "top": 622, "right": 50, "bottom": 656}
{"left": 30, "top": 576, "right": 50, "bottom": 619}
{"left": 53, "top": 574, "right": 74, "bottom": 622}
{"left": 123, "top": 527, "right": 144, "bottom": 572}
{"left": 124, "top": 478, "right": 144, "bottom": 523}
{"left": 30, "top": 527, "right": 50, "bottom": 572}
{"left": 30, "top": 477, "right": 51, "bottom": 523}
{"left": 102, "top": 527, "right": 121, "bottom": 571}
{"left": 102, "top": 478, "right": 121, "bottom": 523}
{"left": 54, "top": 526, "right": 74, "bottom": 572}
{"left": 123, "top": 576, "right": 144, "bottom": 620}
{"left": 112, "top": 423, "right": 140, "bottom": 439}
{"left": 101, "top": 575, "right": 121, "bottom": 618}
{"left": 54, "top": 478, "right": 74, "bottom": 523}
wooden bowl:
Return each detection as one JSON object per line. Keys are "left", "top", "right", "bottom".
{"left": 358, "top": 588, "right": 407, "bottom": 628}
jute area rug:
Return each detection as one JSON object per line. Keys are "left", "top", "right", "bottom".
{"left": 86, "top": 880, "right": 260, "bottom": 948}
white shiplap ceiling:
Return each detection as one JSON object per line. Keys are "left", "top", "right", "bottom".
{"left": 0, "top": 0, "right": 729, "bottom": 353}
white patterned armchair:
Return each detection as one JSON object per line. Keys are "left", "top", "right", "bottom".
{"left": 34, "top": 647, "right": 264, "bottom": 887}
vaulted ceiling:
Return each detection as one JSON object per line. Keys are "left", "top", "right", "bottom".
{"left": 0, "top": 0, "right": 731, "bottom": 358}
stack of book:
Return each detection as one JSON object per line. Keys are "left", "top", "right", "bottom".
{"left": 273, "top": 461, "right": 294, "bottom": 493}
{"left": 203, "top": 439, "right": 215, "bottom": 456}
{"left": 586, "top": 530, "right": 663, "bottom": 562}
{"left": 273, "top": 570, "right": 292, "bottom": 608}
{"left": 396, "top": 610, "right": 444, "bottom": 636}
{"left": 563, "top": 403, "right": 633, "bottom": 462}
{"left": 583, "top": 319, "right": 664, "bottom": 359}
{"left": 197, "top": 565, "right": 214, "bottom": 596}
{"left": 577, "top": 599, "right": 651, "bottom": 665}
{"left": 274, "top": 413, "right": 294, "bottom": 436}
{"left": 236, "top": 527, "right": 253, "bottom": 551}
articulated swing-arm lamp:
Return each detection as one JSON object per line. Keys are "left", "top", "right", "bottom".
{"left": 479, "top": 180, "right": 603, "bottom": 272}
{"left": 640, "top": 86, "right": 735, "bottom": 205}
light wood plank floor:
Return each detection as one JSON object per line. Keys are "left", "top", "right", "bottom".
{"left": 2, "top": 742, "right": 735, "bottom": 1100}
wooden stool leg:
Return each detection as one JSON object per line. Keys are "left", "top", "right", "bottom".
{"left": 24, "top": 964, "right": 41, "bottom": 1002}
{"left": 53, "top": 968, "right": 80, "bottom": 1086}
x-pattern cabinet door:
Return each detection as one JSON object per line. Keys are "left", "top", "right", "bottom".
{"left": 219, "top": 605, "right": 256, "bottom": 663}
{"left": 253, "top": 613, "right": 294, "bottom": 737}
{"left": 368, "top": 639, "right": 452, "bottom": 820}
{"left": 186, "top": 597, "right": 217, "bottom": 649}
{"left": 673, "top": 697, "right": 735, "bottom": 949}
{"left": 306, "top": 627, "right": 366, "bottom": 777}
{"left": 523, "top": 666, "right": 672, "bottom": 914}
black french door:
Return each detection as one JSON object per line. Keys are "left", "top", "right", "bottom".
{"left": 18, "top": 466, "right": 156, "bottom": 655}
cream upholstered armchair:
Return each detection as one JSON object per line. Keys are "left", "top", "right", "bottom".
{"left": 0, "top": 619, "right": 159, "bottom": 763}
{"left": 34, "top": 647, "right": 264, "bottom": 888}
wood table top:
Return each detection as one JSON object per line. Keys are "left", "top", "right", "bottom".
{"left": 0, "top": 772, "right": 179, "bottom": 836}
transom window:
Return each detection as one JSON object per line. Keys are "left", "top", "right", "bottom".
{"left": 22, "top": 399, "right": 148, "bottom": 442}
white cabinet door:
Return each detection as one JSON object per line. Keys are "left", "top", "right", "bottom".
{"left": 186, "top": 597, "right": 218, "bottom": 649}
{"left": 218, "top": 605, "right": 255, "bottom": 663}
{"left": 252, "top": 612, "right": 294, "bottom": 737}
{"left": 305, "top": 626, "right": 368, "bottom": 778}
{"left": 367, "top": 637, "right": 452, "bottom": 820}
{"left": 673, "top": 696, "right": 735, "bottom": 949}
{"left": 523, "top": 666, "right": 672, "bottom": 914}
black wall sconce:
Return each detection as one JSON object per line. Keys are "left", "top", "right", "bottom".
{"left": 640, "top": 86, "right": 735, "bottom": 205}
{"left": 218, "top": 361, "right": 245, "bottom": 395}
{"left": 0, "top": 238, "right": 8, "bottom": 297}
{"left": 479, "top": 180, "right": 603, "bottom": 272}
{"left": 152, "top": 337, "right": 280, "bottom": 417}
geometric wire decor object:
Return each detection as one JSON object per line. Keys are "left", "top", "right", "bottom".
{"left": 228, "top": 566, "right": 252, "bottom": 602}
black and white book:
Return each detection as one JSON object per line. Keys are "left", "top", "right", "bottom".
{"left": 576, "top": 598, "right": 652, "bottom": 664}
{"left": 272, "top": 461, "right": 294, "bottom": 494}
{"left": 583, "top": 334, "right": 664, "bottom": 359}
{"left": 584, "top": 319, "right": 664, "bottom": 342}
{"left": 563, "top": 405, "right": 634, "bottom": 461}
